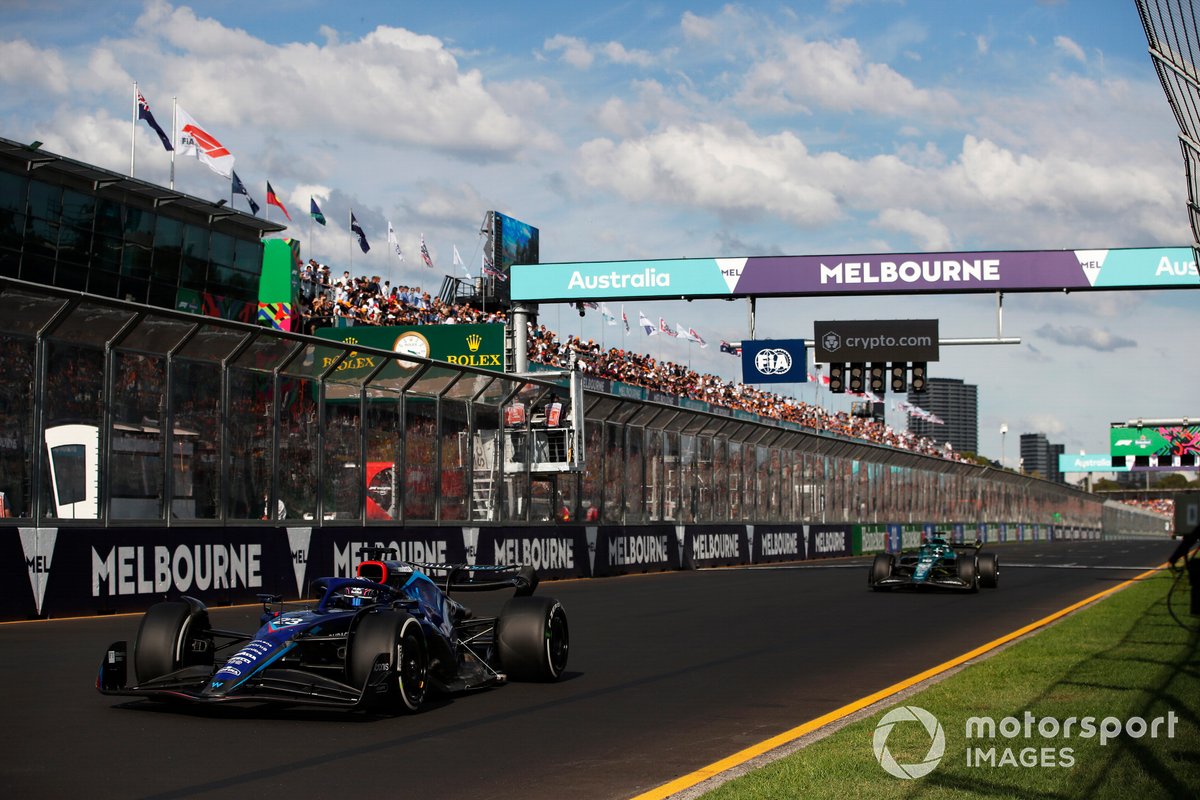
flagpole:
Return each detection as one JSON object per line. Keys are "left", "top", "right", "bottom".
{"left": 130, "top": 81, "right": 137, "bottom": 178}
{"left": 169, "top": 96, "right": 177, "bottom": 190}
{"left": 349, "top": 210, "right": 354, "bottom": 275}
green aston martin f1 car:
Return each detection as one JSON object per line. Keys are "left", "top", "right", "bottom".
{"left": 868, "top": 534, "right": 998, "bottom": 592}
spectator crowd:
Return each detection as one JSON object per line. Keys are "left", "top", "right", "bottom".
{"left": 297, "top": 263, "right": 966, "bottom": 463}
{"left": 297, "top": 259, "right": 506, "bottom": 333}
{"left": 1117, "top": 497, "right": 1175, "bottom": 516}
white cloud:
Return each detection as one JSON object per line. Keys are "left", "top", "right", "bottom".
{"left": 0, "top": 39, "right": 70, "bottom": 93}
{"left": 34, "top": 111, "right": 133, "bottom": 177}
{"left": 544, "top": 34, "right": 594, "bottom": 69}
{"left": 1034, "top": 323, "right": 1137, "bottom": 351}
{"left": 873, "top": 208, "right": 953, "bottom": 250}
{"left": 734, "top": 36, "right": 958, "bottom": 116}
{"left": 602, "top": 41, "right": 655, "bottom": 68}
{"left": 1023, "top": 413, "right": 1067, "bottom": 436}
{"left": 680, "top": 11, "right": 719, "bottom": 42}
{"left": 545, "top": 35, "right": 657, "bottom": 70}
{"left": 577, "top": 123, "right": 846, "bottom": 226}
{"left": 2, "top": 1, "right": 547, "bottom": 159}
{"left": 1054, "top": 35, "right": 1087, "bottom": 63}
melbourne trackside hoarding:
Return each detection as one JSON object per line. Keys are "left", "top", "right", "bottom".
{"left": 808, "top": 524, "right": 853, "bottom": 558}
{"left": 6, "top": 526, "right": 295, "bottom": 619}
{"left": 314, "top": 324, "right": 505, "bottom": 373}
{"left": 685, "top": 525, "right": 750, "bottom": 568}
{"left": 752, "top": 525, "right": 807, "bottom": 563}
{"left": 741, "top": 339, "right": 808, "bottom": 384}
{"left": 588, "top": 525, "right": 678, "bottom": 576}
{"left": 472, "top": 527, "right": 590, "bottom": 580}
{"left": 509, "top": 247, "right": 1198, "bottom": 301}
{"left": 814, "top": 319, "right": 939, "bottom": 363}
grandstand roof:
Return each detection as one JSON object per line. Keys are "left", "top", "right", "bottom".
{"left": 0, "top": 135, "right": 286, "bottom": 238}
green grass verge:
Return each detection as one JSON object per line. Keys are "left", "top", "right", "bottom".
{"left": 703, "top": 571, "right": 1200, "bottom": 800}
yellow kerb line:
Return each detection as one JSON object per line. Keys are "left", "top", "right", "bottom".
{"left": 629, "top": 562, "right": 1168, "bottom": 800}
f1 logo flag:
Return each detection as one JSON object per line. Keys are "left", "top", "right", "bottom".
{"left": 175, "top": 105, "right": 235, "bottom": 178}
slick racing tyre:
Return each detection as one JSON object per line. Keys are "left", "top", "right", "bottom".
{"left": 496, "top": 596, "right": 569, "bottom": 682}
{"left": 957, "top": 555, "right": 980, "bottom": 593}
{"left": 350, "top": 611, "right": 428, "bottom": 713}
{"left": 977, "top": 552, "right": 1000, "bottom": 588}
{"left": 869, "top": 553, "right": 894, "bottom": 589}
{"left": 133, "top": 597, "right": 213, "bottom": 684}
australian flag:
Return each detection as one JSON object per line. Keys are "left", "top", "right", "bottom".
{"left": 137, "top": 92, "right": 173, "bottom": 152}
{"left": 720, "top": 340, "right": 742, "bottom": 356}
{"left": 350, "top": 211, "right": 370, "bottom": 253}
{"left": 420, "top": 235, "right": 434, "bottom": 268}
{"left": 231, "top": 171, "right": 259, "bottom": 215}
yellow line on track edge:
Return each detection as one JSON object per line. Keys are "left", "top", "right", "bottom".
{"left": 629, "top": 563, "right": 1167, "bottom": 800}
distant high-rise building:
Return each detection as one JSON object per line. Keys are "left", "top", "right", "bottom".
{"left": 1019, "top": 433, "right": 1066, "bottom": 483}
{"left": 907, "top": 377, "right": 978, "bottom": 454}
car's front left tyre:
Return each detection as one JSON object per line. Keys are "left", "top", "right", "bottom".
{"left": 957, "top": 555, "right": 980, "bottom": 593}
{"left": 869, "top": 553, "right": 894, "bottom": 589}
{"left": 133, "top": 598, "right": 213, "bottom": 684}
{"left": 349, "top": 611, "right": 428, "bottom": 713}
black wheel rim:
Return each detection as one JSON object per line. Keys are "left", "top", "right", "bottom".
{"left": 396, "top": 632, "right": 427, "bottom": 709}
{"left": 545, "top": 610, "right": 569, "bottom": 676}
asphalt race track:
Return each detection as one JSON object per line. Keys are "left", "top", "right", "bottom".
{"left": 0, "top": 538, "right": 1177, "bottom": 799}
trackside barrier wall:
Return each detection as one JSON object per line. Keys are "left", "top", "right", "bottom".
{"left": 0, "top": 520, "right": 1136, "bottom": 619}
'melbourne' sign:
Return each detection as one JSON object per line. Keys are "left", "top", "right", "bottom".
{"left": 510, "top": 247, "right": 1197, "bottom": 302}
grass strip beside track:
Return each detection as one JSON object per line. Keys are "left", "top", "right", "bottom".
{"left": 695, "top": 570, "right": 1199, "bottom": 800}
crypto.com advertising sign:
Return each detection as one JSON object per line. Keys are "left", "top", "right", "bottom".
{"left": 814, "top": 320, "right": 939, "bottom": 363}
{"left": 509, "top": 247, "right": 1198, "bottom": 301}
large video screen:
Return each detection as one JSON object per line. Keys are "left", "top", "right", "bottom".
{"left": 492, "top": 211, "right": 539, "bottom": 272}
{"left": 1110, "top": 423, "right": 1200, "bottom": 470}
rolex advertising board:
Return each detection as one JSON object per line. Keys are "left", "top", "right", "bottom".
{"left": 315, "top": 324, "right": 505, "bottom": 374}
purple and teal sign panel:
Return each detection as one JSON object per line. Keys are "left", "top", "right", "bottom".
{"left": 511, "top": 247, "right": 1198, "bottom": 301}
{"left": 1059, "top": 453, "right": 1130, "bottom": 473}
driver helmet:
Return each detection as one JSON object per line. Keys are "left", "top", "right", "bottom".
{"left": 342, "top": 584, "right": 378, "bottom": 608}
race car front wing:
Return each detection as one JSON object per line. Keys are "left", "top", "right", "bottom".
{"left": 97, "top": 641, "right": 393, "bottom": 708}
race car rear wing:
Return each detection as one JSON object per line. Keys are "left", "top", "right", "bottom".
{"left": 357, "top": 547, "right": 538, "bottom": 596}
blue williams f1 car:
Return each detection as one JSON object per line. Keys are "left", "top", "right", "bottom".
{"left": 868, "top": 534, "right": 999, "bottom": 592}
{"left": 97, "top": 549, "right": 569, "bottom": 713}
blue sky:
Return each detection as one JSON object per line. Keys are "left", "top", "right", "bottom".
{"left": 0, "top": 0, "right": 1194, "bottom": 471}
